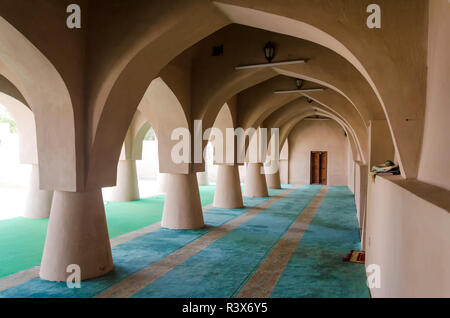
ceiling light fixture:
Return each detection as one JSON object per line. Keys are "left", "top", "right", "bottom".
{"left": 264, "top": 41, "right": 275, "bottom": 63}
{"left": 304, "top": 118, "right": 330, "bottom": 121}
{"left": 273, "top": 88, "right": 325, "bottom": 94}
{"left": 235, "top": 42, "right": 306, "bottom": 70}
{"left": 304, "top": 116, "right": 330, "bottom": 121}
{"left": 235, "top": 59, "right": 306, "bottom": 70}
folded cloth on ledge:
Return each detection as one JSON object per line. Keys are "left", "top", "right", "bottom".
{"left": 370, "top": 160, "right": 399, "bottom": 181}
{"left": 371, "top": 160, "right": 398, "bottom": 172}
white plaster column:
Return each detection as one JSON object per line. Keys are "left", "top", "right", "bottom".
{"left": 213, "top": 165, "right": 243, "bottom": 209}
{"left": 265, "top": 170, "right": 282, "bottom": 189}
{"left": 243, "top": 162, "right": 269, "bottom": 197}
{"left": 196, "top": 164, "right": 209, "bottom": 186}
{"left": 39, "top": 189, "right": 114, "bottom": 281}
{"left": 24, "top": 164, "right": 54, "bottom": 218}
{"left": 110, "top": 159, "right": 140, "bottom": 201}
{"left": 157, "top": 172, "right": 168, "bottom": 193}
{"left": 264, "top": 160, "right": 282, "bottom": 189}
{"left": 161, "top": 172, "right": 204, "bottom": 229}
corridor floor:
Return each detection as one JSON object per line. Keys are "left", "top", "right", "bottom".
{"left": 0, "top": 185, "right": 217, "bottom": 279}
{"left": 0, "top": 185, "right": 369, "bottom": 298}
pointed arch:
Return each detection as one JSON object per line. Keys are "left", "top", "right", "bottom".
{"left": 137, "top": 77, "right": 190, "bottom": 175}
{"left": 0, "top": 17, "right": 76, "bottom": 191}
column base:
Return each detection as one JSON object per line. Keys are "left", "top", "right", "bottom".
{"left": 265, "top": 170, "right": 282, "bottom": 189}
{"left": 110, "top": 159, "right": 140, "bottom": 202}
{"left": 213, "top": 165, "right": 243, "bottom": 209}
{"left": 243, "top": 163, "right": 269, "bottom": 197}
{"left": 39, "top": 189, "right": 114, "bottom": 282}
{"left": 161, "top": 173, "right": 204, "bottom": 229}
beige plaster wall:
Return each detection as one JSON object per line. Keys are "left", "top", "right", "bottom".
{"left": 368, "top": 120, "right": 395, "bottom": 169}
{"left": 347, "top": 142, "right": 355, "bottom": 193}
{"left": 288, "top": 119, "right": 349, "bottom": 185}
{"left": 354, "top": 162, "right": 368, "bottom": 239}
{"left": 366, "top": 176, "right": 450, "bottom": 297}
{"left": 418, "top": 0, "right": 450, "bottom": 191}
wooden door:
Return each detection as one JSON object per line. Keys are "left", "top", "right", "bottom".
{"left": 310, "top": 151, "right": 327, "bottom": 185}
{"left": 310, "top": 152, "right": 320, "bottom": 184}
{"left": 320, "top": 152, "right": 328, "bottom": 184}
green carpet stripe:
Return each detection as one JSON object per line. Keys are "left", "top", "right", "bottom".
{"left": 0, "top": 218, "right": 48, "bottom": 279}
{"left": 131, "top": 185, "right": 322, "bottom": 298}
{"left": 270, "top": 186, "right": 370, "bottom": 298}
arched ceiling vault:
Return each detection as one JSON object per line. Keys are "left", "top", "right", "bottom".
{"left": 0, "top": 1, "right": 426, "bottom": 188}
{"left": 190, "top": 24, "right": 382, "bottom": 132}
{"left": 278, "top": 110, "right": 361, "bottom": 163}
{"left": 203, "top": 72, "right": 368, "bottom": 166}
{"left": 225, "top": 72, "right": 367, "bottom": 162}
{"left": 88, "top": 15, "right": 389, "bottom": 183}
{"left": 262, "top": 100, "right": 363, "bottom": 162}
{"left": 212, "top": 0, "right": 427, "bottom": 178}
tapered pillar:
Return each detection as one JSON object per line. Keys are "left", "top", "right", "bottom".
{"left": 40, "top": 189, "right": 114, "bottom": 281}
{"left": 244, "top": 162, "right": 269, "bottom": 197}
{"left": 265, "top": 170, "right": 282, "bottom": 189}
{"left": 214, "top": 165, "right": 243, "bottom": 209}
{"left": 265, "top": 160, "right": 282, "bottom": 189}
{"left": 110, "top": 159, "right": 139, "bottom": 201}
{"left": 24, "top": 164, "right": 54, "bottom": 218}
{"left": 161, "top": 172, "right": 204, "bottom": 229}
{"left": 197, "top": 170, "right": 209, "bottom": 186}
{"left": 157, "top": 172, "right": 168, "bottom": 193}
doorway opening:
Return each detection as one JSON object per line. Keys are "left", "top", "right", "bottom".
{"left": 310, "top": 151, "right": 327, "bottom": 185}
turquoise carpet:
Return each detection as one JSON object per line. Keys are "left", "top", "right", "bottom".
{"left": 270, "top": 186, "right": 370, "bottom": 298}
{"left": 0, "top": 218, "right": 48, "bottom": 279}
{"left": 0, "top": 185, "right": 369, "bottom": 298}
{"left": 0, "top": 185, "right": 217, "bottom": 279}
{"left": 133, "top": 185, "right": 320, "bottom": 298}
{"left": 0, "top": 192, "right": 275, "bottom": 298}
